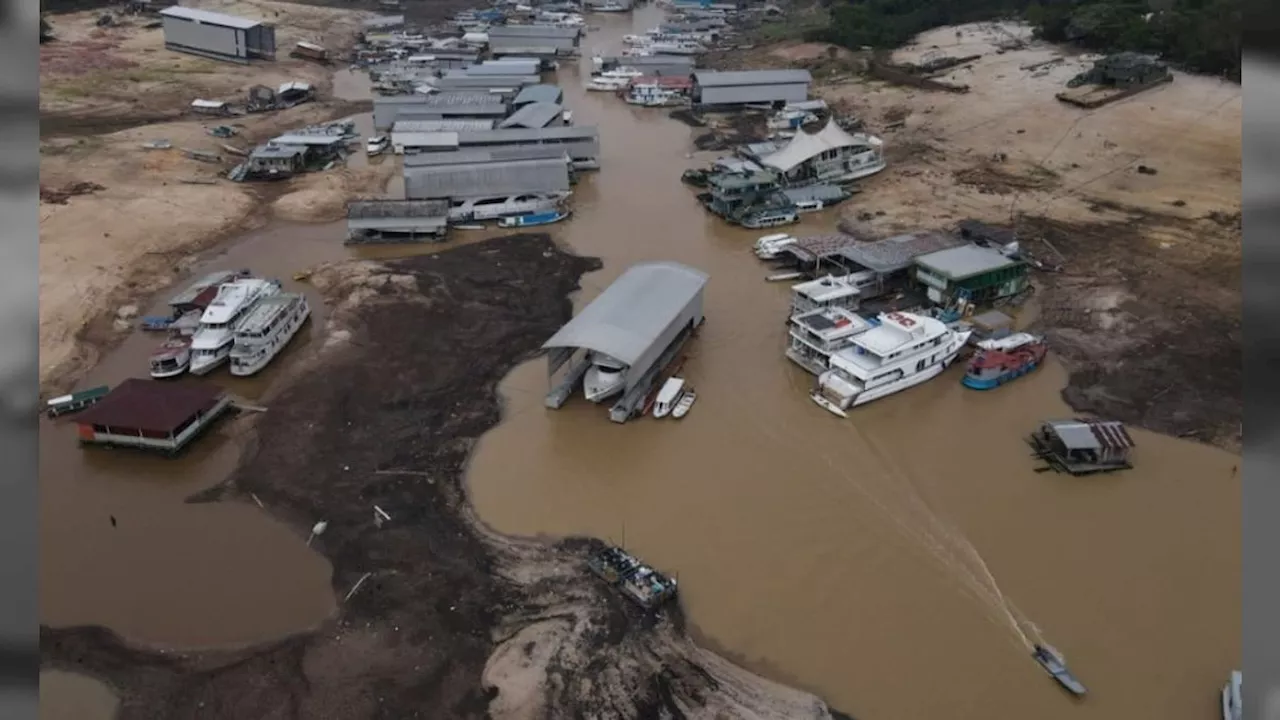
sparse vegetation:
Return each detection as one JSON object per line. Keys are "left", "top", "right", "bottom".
{"left": 806, "top": 0, "right": 1241, "bottom": 79}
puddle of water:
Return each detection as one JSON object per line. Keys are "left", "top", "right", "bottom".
{"left": 39, "top": 671, "right": 117, "bottom": 720}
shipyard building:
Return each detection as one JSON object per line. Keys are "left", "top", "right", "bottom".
{"left": 403, "top": 151, "right": 572, "bottom": 200}
{"left": 487, "top": 24, "right": 581, "bottom": 55}
{"left": 159, "top": 6, "right": 276, "bottom": 63}
{"left": 691, "top": 69, "right": 812, "bottom": 107}
{"left": 543, "top": 262, "right": 708, "bottom": 422}
{"left": 394, "top": 126, "right": 601, "bottom": 168}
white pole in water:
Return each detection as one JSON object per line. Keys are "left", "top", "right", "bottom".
{"left": 307, "top": 520, "right": 328, "bottom": 546}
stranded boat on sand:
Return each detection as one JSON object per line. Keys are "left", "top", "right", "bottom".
{"left": 587, "top": 545, "right": 678, "bottom": 609}
{"left": 962, "top": 333, "right": 1048, "bottom": 389}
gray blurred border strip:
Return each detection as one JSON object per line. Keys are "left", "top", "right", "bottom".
{"left": 1243, "top": 55, "right": 1280, "bottom": 720}
{"left": 0, "top": 0, "right": 39, "bottom": 706}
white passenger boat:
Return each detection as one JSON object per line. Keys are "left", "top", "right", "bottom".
{"left": 786, "top": 306, "right": 874, "bottom": 375}
{"left": 585, "top": 76, "right": 630, "bottom": 92}
{"left": 753, "top": 232, "right": 796, "bottom": 259}
{"left": 583, "top": 352, "right": 627, "bottom": 403}
{"left": 229, "top": 292, "right": 311, "bottom": 377}
{"left": 811, "top": 311, "right": 971, "bottom": 416}
{"left": 625, "top": 86, "right": 682, "bottom": 107}
{"left": 599, "top": 66, "right": 643, "bottom": 79}
{"left": 646, "top": 40, "right": 704, "bottom": 55}
{"left": 789, "top": 273, "right": 865, "bottom": 315}
{"left": 148, "top": 336, "right": 192, "bottom": 378}
{"left": 448, "top": 192, "right": 569, "bottom": 223}
{"left": 366, "top": 135, "right": 389, "bottom": 156}
{"left": 652, "top": 377, "right": 685, "bottom": 418}
{"left": 188, "top": 278, "right": 281, "bottom": 376}
{"left": 1221, "top": 670, "right": 1241, "bottom": 720}
{"left": 671, "top": 388, "right": 696, "bottom": 418}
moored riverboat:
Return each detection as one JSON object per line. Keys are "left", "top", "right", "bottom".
{"left": 962, "top": 332, "right": 1048, "bottom": 389}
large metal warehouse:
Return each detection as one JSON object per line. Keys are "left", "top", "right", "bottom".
{"left": 374, "top": 92, "right": 508, "bottom": 129}
{"left": 513, "top": 83, "right": 563, "bottom": 106}
{"left": 488, "top": 24, "right": 581, "bottom": 53}
{"left": 403, "top": 157, "right": 571, "bottom": 200}
{"left": 599, "top": 54, "right": 695, "bottom": 77}
{"left": 456, "top": 126, "right": 600, "bottom": 167}
{"left": 499, "top": 102, "right": 565, "bottom": 129}
{"left": 159, "top": 6, "right": 276, "bottom": 63}
{"left": 542, "top": 262, "right": 708, "bottom": 406}
{"left": 431, "top": 71, "right": 540, "bottom": 91}
{"left": 692, "top": 69, "right": 812, "bottom": 107}
{"left": 402, "top": 145, "right": 572, "bottom": 167}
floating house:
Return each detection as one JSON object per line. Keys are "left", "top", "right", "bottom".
{"left": 1029, "top": 419, "right": 1135, "bottom": 475}
{"left": 159, "top": 6, "right": 275, "bottom": 63}
{"left": 784, "top": 231, "right": 966, "bottom": 297}
{"left": 691, "top": 69, "right": 812, "bottom": 107}
{"left": 346, "top": 199, "right": 450, "bottom": 244}
{"left": 912, "top": 244, "right": 1030, "bottom": 313}
{"left": 73, "top": 379, "right": 232, "bottom": 454}
{"left": 752, "top": 119, "right": 886, "bottom": 186}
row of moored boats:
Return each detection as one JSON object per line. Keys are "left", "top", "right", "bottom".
{"left": 754, "top": 233, "right": 1050, "bottom": 415}
{"left": 145, "top": 271, "right": 311, "bottom": 379}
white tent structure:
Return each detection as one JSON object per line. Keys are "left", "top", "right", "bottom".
{"left": 759, "top": 119, "right": 887, "bottom": 184}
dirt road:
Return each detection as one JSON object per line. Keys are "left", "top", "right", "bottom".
{"left": 712, "top": 22, "right": 1242, "bottom": 448}
{"left": 40, "top": 235, "right": 853, "bottom": 720}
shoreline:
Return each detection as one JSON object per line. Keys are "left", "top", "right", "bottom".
{"left": 41, "top": 235, "right": 857, "bottom": 719}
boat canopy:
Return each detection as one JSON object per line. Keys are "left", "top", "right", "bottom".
{"left": 760, "top": 119, "right": 882, "bottom": 173}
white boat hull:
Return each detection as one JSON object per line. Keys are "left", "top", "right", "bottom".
{"left": 230, "top": 299, "right": 311, "bottom": 377}
{"left": 188, "top": 349, "right": 230, "bottom": 376}
{"left": 583, "top": 366, "right": 625, "bottom": 403}
{"left": 812, "top": 345, "right": 964, "bottom": 416}
{"left": 149, "top": 364, "right": 189, "bottom": 379}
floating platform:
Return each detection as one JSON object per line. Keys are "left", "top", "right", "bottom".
{"left": 1055, "top": 75, "right": 1172, "bottom": 109}
{"left": 72, "top": 379, "right": 233, "bottom": 455}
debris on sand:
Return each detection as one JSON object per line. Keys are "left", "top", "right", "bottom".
{"left": 40, "top": 181, "right": 105, "bottom": 204}
{"left": 42, "top": 236, "right": 853, "bottom": 718}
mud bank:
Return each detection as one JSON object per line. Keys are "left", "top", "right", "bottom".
{"left": 41, "top": 236, "right": 853, "bottom": 720}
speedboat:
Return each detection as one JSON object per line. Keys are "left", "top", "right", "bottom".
{"left": 671, "top": 388, "right": 696, "bottom": 418}
{"left": 148, "top": 336, "right": 192, "bottom": 378}
{"left": 652, "top": 377, "right": 685, "bottom": 418}
{"left": 1222, "top": 670, "right": 1241, "bottom": 720}
{"left": 584, "top": 352, "right": 627, "bottom": 402}
{"left": 585, "top": 76, "right": 630, "bottom": 92}
{"left": 753, "top": 232, "right": 795, "bottom": 259}
{"left": 1032, "top": 644, "right": 1087, "bottom": 697}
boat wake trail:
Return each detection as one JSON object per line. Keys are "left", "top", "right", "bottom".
{"left": 728, "top": 381, "right": 1043, "bottom": 653}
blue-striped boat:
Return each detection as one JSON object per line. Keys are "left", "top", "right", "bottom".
{"left": 497, "top": 210, "right": 571, "bottom": 228}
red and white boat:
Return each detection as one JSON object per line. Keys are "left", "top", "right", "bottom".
{"left": 961, "top": 333, "right": 1048, "bottom": 390}
{"left": 149, "top": 335, "right": 193, "bottom": 378}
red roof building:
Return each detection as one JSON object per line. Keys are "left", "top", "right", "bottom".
{"left": 75, "top": 378, "right": 232, "bottom": 454}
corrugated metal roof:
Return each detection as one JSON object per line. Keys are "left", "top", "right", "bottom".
{"left": 405, "top": 158, "right": 571, "bottom": 198}
{"left": 488, "top": 24, "right": 581, "bottom": 38}
{"left": 456, "top": 125, "right": 598, "bottom": 143}
{"left": 75, "top": 378, "right": 225, "bottom": 433}
{"left": 160, "top": 5, "right": 261, "bottom": 29}
{"left": 432, "top": 74, "right": 539, "bottom": 89}
{"left": 836, "top": 232, "right": 965, "bottom": 274}
{"left": 422, "top": 90, "right": 509, "bottom": 108}
{"left": 252, "top": 144, "right": 305, "bottom": 158}
{"left": 270, "top": 134, "right": 347, "bottom": 146}
{"left": 403, "top": 145, "right": 570, "bottom": 166}
{"left": 347, "top": 199, "right": 449, "bottom": 219}
{"left": 1045, "top": 419, "right": 1135, "bottom": 452}
{"left": 499, "top": 102, "right": 563, "bottom": 129}
{"left": 466, "top": 59, "right": 540, "bottom": 75}
{"left": 914, "top": 244, "right": 1018, "bottom": 281}
{"left": 513, "top": 83, "right": 563, "bottom": 105}
{"left": 542, "top": 262, "right": 709, "bottom": 366}
{"left": 692, "top": 69, "right": 812, "bottom": 87}
{"left": 393, "top": 118, "right": 494, "bottom": 132}
{"left": 391, "top": 131, "right": 461, "bottom": 148}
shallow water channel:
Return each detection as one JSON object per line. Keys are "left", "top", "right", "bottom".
{"left": 38, "top": 7, "right": 1239, "bottom": 718}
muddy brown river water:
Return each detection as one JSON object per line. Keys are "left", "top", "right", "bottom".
{"left": 39, "top": 7, "right": 1238, "bottom": 718}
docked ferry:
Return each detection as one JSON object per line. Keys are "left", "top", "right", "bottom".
{"left": 229, "top": 292, "right": 311, "bottom": 377}
{"left": 962, "top": 333, "right": 1048, "bottom": 389}
{"left": 148, "top": 336, "right": 193, "bottom": 378}
{"left": 189, "top": 278, "right": 281, "bottom": 375}
{"left": 811, "top": 311, "right": 971, "bottom": 416}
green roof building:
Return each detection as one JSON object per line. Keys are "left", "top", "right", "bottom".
{"left": 913, "top": 244, "right": 1029, "bottom": 310}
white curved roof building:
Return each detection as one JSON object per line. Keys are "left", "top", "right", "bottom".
{"left": 759, "top": 119, "right": 886, "bottom": 184}
{"left": 543, "top": 262, "right": 708, "bottom": 393}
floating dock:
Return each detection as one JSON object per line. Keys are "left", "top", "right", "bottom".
{"left": 72, "top": 379, "right": 233, "bottom": 455}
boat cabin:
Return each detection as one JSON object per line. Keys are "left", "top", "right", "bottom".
{"left": 790, "top": 273, "right": 863, "bottom": 315}
{"left": 1029, "top": 418, "right": 1135, "bottom": 475}
{"left": 786, "top": 306, "right": 874, "bottom": 375}
{"left": 653, "top": 377, "right": 685, "bottom": 416}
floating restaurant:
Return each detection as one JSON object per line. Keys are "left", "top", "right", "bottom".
{"left": 73, "top": 379, "right": 233, "bottom": 455}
